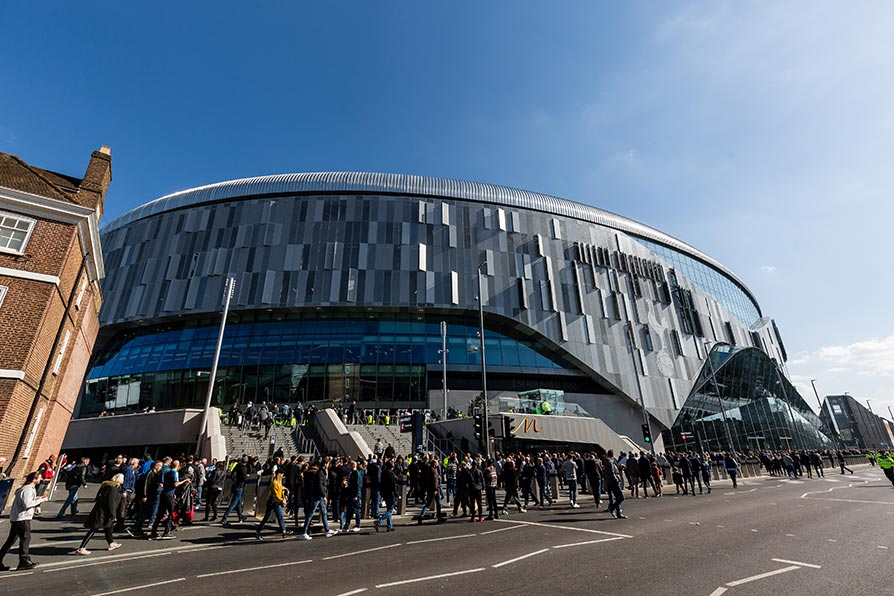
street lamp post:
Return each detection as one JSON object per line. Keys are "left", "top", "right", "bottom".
{"left": 477, "top": 264, "right": 490, "bottom": 458}
{"left": 439, "top": 321, "right": 448, "bottom": 421}
{"left": 867, "top": 399, "right": 874, "bottom": 414}
{"left": 196, "top": 276, "right": 236, "bottom": 457}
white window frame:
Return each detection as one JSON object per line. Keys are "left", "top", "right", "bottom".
{"left": 0, "top": 285, "right": 7, "bottom": 308}
{"left": 74, "top": 277, "right": 89, "bottom": 310}
{"left": 0, "top": 210, "right": 37, "bottom": 255}
{"left": 52, "top": 330, "right": 71, "bottom": 376}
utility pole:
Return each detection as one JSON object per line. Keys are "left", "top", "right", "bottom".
{"left": 196, "top": 277, "right": 235, "bottom": 456}
{"left": 477, "top": 264, "right": 490, "bottom": 458}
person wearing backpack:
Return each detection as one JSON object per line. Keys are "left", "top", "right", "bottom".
{"left": 56, "top": 457, "right": 89, "bottom": 520}
{"left": 203, "top": 462, "right": 227, "bottom": 522}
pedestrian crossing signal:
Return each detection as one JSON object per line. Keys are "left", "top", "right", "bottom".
{"left": 473, "top": 414, "right": 483, "bottom": 440}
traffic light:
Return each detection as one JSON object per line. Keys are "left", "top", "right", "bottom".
{"left": 488, "top": 418, "right": 496, "bottom": 438}
{"left": 503, "top": 416, "right": 516, "bottom": 437}
{"left": 641, "top": 424, "right": 652, "bottom": 444}
{"left": 473, "top": 414, "right": 483, "bottom": 440}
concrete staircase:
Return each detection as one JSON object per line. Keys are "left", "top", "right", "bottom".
{"left": 346, "top": 423, "right": 414, "bottom": 457}
{"left": 219, "top": 423, "right": 314, "bottom": 459}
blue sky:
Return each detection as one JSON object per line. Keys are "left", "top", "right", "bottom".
{"left": 3, "top": 2, "right": 892, "bottom": 415}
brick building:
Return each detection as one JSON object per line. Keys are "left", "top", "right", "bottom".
{"left": 0, "top": 147, "right": 110, "bottom": 480}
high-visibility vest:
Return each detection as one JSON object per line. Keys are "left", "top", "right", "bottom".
{"left": 878, "top": 456, "right": 894, "bottom": 470}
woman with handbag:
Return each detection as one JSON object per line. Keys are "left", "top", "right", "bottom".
{"left": 256, "top": 469, "right": 289, "bottom": 539}
{"left": 73, "top": 474, "right": 123, "bottom": 555}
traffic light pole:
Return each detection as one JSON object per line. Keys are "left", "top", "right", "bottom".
{"left": 625, "top": 323, "right": 655, "bottom": 455}
{"left": 477, "top": 266, "right": 490, "bottom": 458}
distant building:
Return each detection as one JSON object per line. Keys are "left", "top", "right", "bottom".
{"left": 0, "top": 147, "right": 110, "bottom": 478}
{"left": 820, "top": 394, "right": 894, "bottom": 450}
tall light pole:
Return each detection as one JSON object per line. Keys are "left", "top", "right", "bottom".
{"left": 625, "top": 323, "right": 654, "bottom": 455}
{"left": 439, "top": 321, "right": 448, "bottom": 421}
{"left": 888, "top": 405, "right": 894, "bottom": 422}
{"left": 196, "top": 276, "right": 236, "bottom": 457}
{"left": 476, "top": 263, "right": 490, "bottom": 458}
{"left": 867, "top": 399, "right": 874, "bottom": 414}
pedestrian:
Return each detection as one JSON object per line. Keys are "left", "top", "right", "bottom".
{"left": 150, "top": 460, "right": 190, "bottom": 540}
{"left": 877, "top": 451, "right": 894, "bottom": 487}
{"left": 256, "top": 469, "right": 289, "bottom": 539}
{"left": 467, "top": 461, "right": 484, "bottom": 522}
{"left": 672, "top": 465, "right": 684, "bottom": 494}
{"left": 418, "top": 459, "right": 443, "bottom": 524}
{"left": 837, "top": 451, "right": 854, "bottom": 475}
{"left": 562, "top": 455, "right": 579, "bottom": 507}
{"left": 73, "top": 473, "right": 123, "bottom": 555}
{"left": 500, "top": 459, "right": 525, "bottom": 513}
{"left": 374, "top": 460, "right": 398, "bottom": 532}
{"left": 339, "top": 460, "right": 363, "bottom": 532}
{"left": 56, "top": 457, "right": 89, "bottom": 520}
{"left": 0, "top": 472, "right": 46, "bottom": 571}
{"left": 678, "top": 454, "right": 694, "bottom": 495}
{"left": 651, "top": 461, "right": 663, "bottom": 497}
{"left": 220, "top": 458, "right": 248, "bottom": 525}
{"left": 203, "top": 462, "right": 227, "bottom": 522}
{"left": 724, "top": 452, "right": 739, "bottom": 489}
{"left": 484, "top": 459, "right": 500, "bottom": 519}
{"left": 603, "top": 451, "right": 627, "bottom": 519}
{"left": 115, "top": 458, "right": 138, "bottom": 532}
{"left": 584, "top": 453, "right": 603, "bottom": 506}
{"left": 299, "top": 457, "right": 338, "bottom": 540}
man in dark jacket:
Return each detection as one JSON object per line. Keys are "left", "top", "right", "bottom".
{"left": 366, "top": 456, "right": 381, "bottom": 519}
{"left": 220, "top": 459, "right": 248, "bottom": 525}
{"left": 418, "top": 458, "right": 443, "bottom": 524}
{"left": 57, "top": 457, "right": 89, "bottom": 519}
{"left": 132, "top": 461, "right": 162, "bottom": 537}
{"left": 678, "top": 454, "right": 693, "bottom": 495}
{"left": 374, "top": 461, "right": 398, "bottom": 532}
{"left": 584, "top": 454, "right": 603, "bottom": 506}
{"left": 467, "top": 461, "right": 485, "bottom": 522}
{"left": 299, "top": 458, "right": 337, "bottom": 540}
{"left": 203, "top": 462, "right": 227, "bottom": 521}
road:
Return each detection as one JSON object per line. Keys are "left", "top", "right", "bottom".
{"left": 1, "top": 465, "right": 891, "bottom": 596}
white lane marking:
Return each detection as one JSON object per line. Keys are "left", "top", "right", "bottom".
{"left": 322, "top": 543, "right": 402, "bottom": 560}
{"left": 751, "top": 529, "right": 758, "bottom": 532}
{"left": 552, "top": 537, "right": 625, "bottom": 549}
{"left": 878, "top": 546, "right": 889, "bottom": 549}
{"left": 716, "top": 525, "right": 725, "bottom": 528}
{"left": 771, "top": 558, "right": 822, "bottom": 569}
{"left": 786, "top": 534, "right": 796, "bottom": 537}
{"left": 491, "top": 548, "right": 549, "bottom": 568}
{"left": 479, "top": 524, "right": 526, "bottom": 535}
{"left": 0, "top": 572, "right": 33, "bottom": 580}
{"left": 725, "top": 565, "right": 801, "bottom": 587}
{"left": 709, "top": 588, "right": 728, "bottom": 596}
{"left": 405, "top": 533, "right": 477, "bottom": 545}
{"left": 375, "top": 568, "right": 486, "bottom": 588}
{"left": 664, "top": 519, "right": 674, "bottom": 522}
{"left": 493, "top": 518, "right": 632, "bottom": 539}
{"left": 90, "top": 577, "right": 186, "bottom": 596}
{"left": 335, "top": 590, "right": 367, "bottom": 596}
{"left": 37, "top": 542, "right": 228, "bottom": 568}
{"left": 43, "top": 551, "right": 173, "bottom": 573}
{"left": 196, "top": 559, "right": 312, "bottom": 577}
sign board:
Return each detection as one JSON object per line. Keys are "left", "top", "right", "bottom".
{"left": 399, "top": 414, "right": 413, "bottom": 433}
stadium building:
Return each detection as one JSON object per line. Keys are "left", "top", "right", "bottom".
{"left": 67, "top": 173, "right": 834, "bottom": 454}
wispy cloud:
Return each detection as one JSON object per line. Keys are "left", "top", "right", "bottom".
{"left": 759, "top": 265, "right": 777, "bottom": 273}
{"left": 793, "top": 335, "right": 894, "bottom": 377}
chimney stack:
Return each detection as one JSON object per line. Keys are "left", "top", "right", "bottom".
{"left": 77, "top": 146, "right": 112, "bottom": 213}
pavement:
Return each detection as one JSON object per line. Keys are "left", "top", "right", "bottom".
{"left": 2, "top": 464, "right": 892, "bottom": 596}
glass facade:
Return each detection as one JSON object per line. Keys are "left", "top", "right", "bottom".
{"left": 635, "top": 238, "right": 761, "bottom": 327}
{"left": 81, "top": 312, "right": 572, "bottom": 416}
{"left": 666, "top": 345, "right": 834, "bottom": 453}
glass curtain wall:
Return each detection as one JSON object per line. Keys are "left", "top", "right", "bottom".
{"left": 667, "top": 345, "right": 834, "bottom": 453}
{"left": 81, "top": 313, "right": 572, "bottom": 416}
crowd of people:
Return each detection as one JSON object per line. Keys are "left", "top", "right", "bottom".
{"left": 0, "top": 444, "right": 884, "bottom": 572}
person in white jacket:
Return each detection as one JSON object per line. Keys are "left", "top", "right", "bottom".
{"left": 0, "top": 471, "right": 46, "bottom": 571}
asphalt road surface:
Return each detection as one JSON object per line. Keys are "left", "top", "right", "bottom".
{"left": 2, "top": 464, "right": 891, "bottom": 596}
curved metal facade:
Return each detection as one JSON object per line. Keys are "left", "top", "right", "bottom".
{"left": 91, "top": 175, "right": 799, "bottom": 444}
{"left": 104, "top": 172, "right": 760, "bottom": 317}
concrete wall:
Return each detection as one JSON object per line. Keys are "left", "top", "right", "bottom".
{"left": 314, "top": 408, "right": 371, "bottom": 459}
{"left": 62, "top": 408, "right": 205, "bottom": 450}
